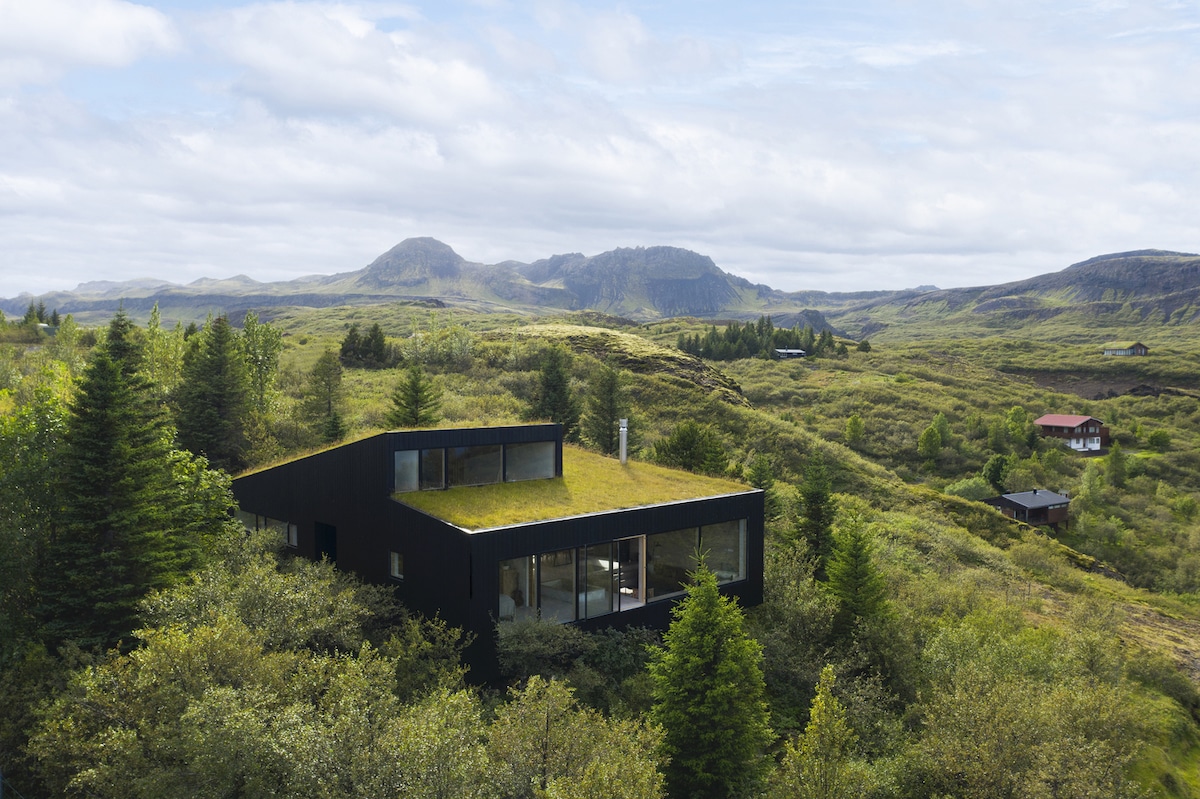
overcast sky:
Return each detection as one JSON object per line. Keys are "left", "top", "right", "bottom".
{"left": 2, "top": 0, "right": 1198, "bottom": 297}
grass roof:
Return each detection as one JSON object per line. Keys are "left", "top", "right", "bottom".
{"left": 396, "top": 445, "right": 750, "bottom": 530}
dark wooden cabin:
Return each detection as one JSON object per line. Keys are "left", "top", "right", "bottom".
{"left": 985, "top": 489, "right": 1071, "bottom": 527}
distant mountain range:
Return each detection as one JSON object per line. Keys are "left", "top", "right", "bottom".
{"left": 827, "top": 249, "right": 1200, "bottom": 340}
{"left": 4, "top": 241, "right": 1199, "bottom": 340}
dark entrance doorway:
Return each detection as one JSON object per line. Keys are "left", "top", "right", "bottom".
{"left": 315, "top": 523, "right": 338, "bottom": 563}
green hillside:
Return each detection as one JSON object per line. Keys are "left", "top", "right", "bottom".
{"left": 5, "top": 300, "right": 1200, "bottom": 798}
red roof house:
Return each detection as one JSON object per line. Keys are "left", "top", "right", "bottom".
{"left": 1033, "top": 414, "right": 1109, "bottom": 452}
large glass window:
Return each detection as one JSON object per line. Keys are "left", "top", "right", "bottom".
{"left": 389, "top": 551, "right": 404, "bottom": 581}
{"left": 538, "top": 548, "right": 576, "bottom": 621}
{"left": 394, "top": 450, "right": 419, "bottom": 492}
{"left": 420, "top": 448, "right": 445, "bottom": 490}
{"left": 702, "top": 519, "right": 746, "bottom": 583}
{"left": 499, "top": 555, "right": 537, "bottom": 621}
{"left": 506, "top": 440, "right": 556, "bottom": 482}
{"left": 615, "top": 536, "right": 644, "bottom": 610}
{"left": 448, "top": 445, "right": 503, "bottom": 487}
{"left": 235, "top": 509, "right": 258, "bottom": 532}
{"left": 582, "top": 543, "right": 615, "bottom": 619}
{"left": 646, "top": 527, "right": 698, "bottom": 600}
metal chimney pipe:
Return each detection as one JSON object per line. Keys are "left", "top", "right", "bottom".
{"left": 619, "top": 418, "right": 628, "bottom": 464}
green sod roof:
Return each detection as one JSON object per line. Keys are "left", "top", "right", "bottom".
{"left": 396, "top": 445, "right": 750, "bottom": 531}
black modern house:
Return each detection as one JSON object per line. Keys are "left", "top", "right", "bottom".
{"left": 231, "top": 424, "right": 765, "bottom": 678}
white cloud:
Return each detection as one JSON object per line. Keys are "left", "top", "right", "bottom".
{"left": 200, "top": 2, "right": 503, "bottom": 124}
{"left": 0, "top": 0, "right": 178, "bottom": 85}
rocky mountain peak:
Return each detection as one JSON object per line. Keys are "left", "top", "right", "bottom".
{"left": 357, "top": 237, "right": 467, "bottom": 288}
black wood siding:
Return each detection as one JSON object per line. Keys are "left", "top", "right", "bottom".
{"left": 231, "top": 427, "right": 764, "bottom": 682}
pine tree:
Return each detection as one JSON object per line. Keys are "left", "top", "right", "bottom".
{"left": 339, "top": 324, "right": 362, "bottom": 365}
{"left": 362, "top": 322, "right": 387, "bottom": 367}
{"left": 175, "top": 315, "right": 252, "bottom": 473}
{"left": 581, "top": 361, "right": 628, "bottom": 456}
{"left": 527, "top": 345, "right": 580, "bottom": 441}
{"left": 653, "top": 420, "right": 728, "bottom": 476}
{"left": 769, "top": 665, "right": 861, "bottom": 799}
{"left": 305, "top": 349, "right": 345, "bottom": 439}
{"left": 386, "top": 364, "right": 442, "bottom": 428}
{"left": 1106, "top": 441, "right": 1127, "bottom": 488}
{"left": 38, "top": 311, "right": 201, "bottom": 649}
{"left": 826, "top": 516, "right": 886, "bottom": 636}
{"left": 797, "top": 453, "right": 836, "bottom": 579}
{"left": 844, "top": 415, "right": 865, "bottom": 447}
{"left": 917, "top": 424, "right": 942, "bottom": 462}
{"left": 650, "top": 563, "right": 772, "bottom": 799}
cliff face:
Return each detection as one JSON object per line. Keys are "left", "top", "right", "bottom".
{"left": 519, "top": 246, "right": 743, "bottom": 317}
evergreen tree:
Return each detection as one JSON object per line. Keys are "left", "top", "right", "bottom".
{"left": 844, "top": 414, "right": 865, "bottom": 447}
{"left": 917, "top": 423, "right": 942, "bottom": 462}
{"left": 769, "top": 665, "right": 861, "bottom": 799}
{"left": 797, "top": 453, "right": 836, "bottom": 579}
{"left": 339, "top": 324, "right": 362, "bottom": 365}
{"left": 175, "top": 315, "right": 252, "bottom": 473}
{"left": 653, "top": 420, "right": 728, "bottom": 476}
{"left": 362, "top": 322, "right": 387, "bottom": 367}
{"left": 37, "top": 311, "right": 202, "bottom": 649}
{"left": 305, "top": 349, "right": 345, "bottom": 439}
{"left": 826, "top": 516, "right": 887, "bottom": 636}
{"left": 982, "top": 453, "right": 1009, "bottom": 491}
{"left": 581, "top": 361, "right": 628, "bottom": 456}
{"left": 322, "top": 409, "right": 347, "bottom": 443}
{"left": 386, "top": 364, "right": 442, "bottom": 428}
{"left": 650, "top": 563, "right": 772, "bottom": 799}
{"left": 1106, "top": 441, "right": 1127, "bottom": 488}
{"left": 932, "top": 412, "right": 951, "bottom": 445}
{"left": 527, "top": 345, "right": 580, "bottom": 441}
{"left": 746, "top": 453, "right": 775, "bottom": 490}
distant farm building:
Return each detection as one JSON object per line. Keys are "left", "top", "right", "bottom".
{"left": 1033, "top": 414, "right": 1110, "bottom": 452}
{"left": 985, "top": 489, "right": 1071, "bottom": 527}
{"left": 1103, "top": 341, "right": 1148, "bottom": 356}
{"left": 774, "top": 349, "right": 806, "bottom": 359}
